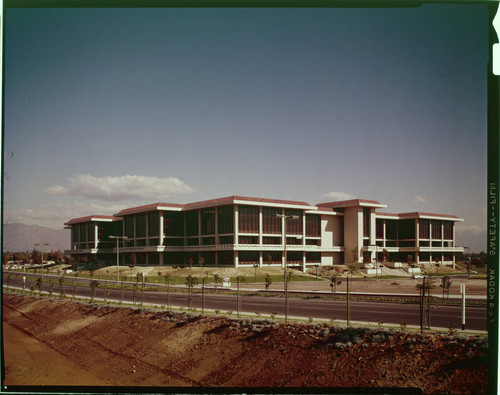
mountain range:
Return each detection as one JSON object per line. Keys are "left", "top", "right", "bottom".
{"left": 2, "top": 223, "right": 70, "bottom": 253}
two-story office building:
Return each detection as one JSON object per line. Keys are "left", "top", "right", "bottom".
{"left": 64, "top": 195, "right": 464, "bottom": 270}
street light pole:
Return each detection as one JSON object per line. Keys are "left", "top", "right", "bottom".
{"left": 34, "top": 243, "right": 49, "bottom": 281}
{"left": 109, "top": 236, "right": 128, "bottom": 284}
{"left": 274, "top": 214, "right": 299, "bottom": 323}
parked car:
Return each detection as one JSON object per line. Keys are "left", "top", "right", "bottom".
{"left": 412, "top": 274, "right": 424, "bottom": 279}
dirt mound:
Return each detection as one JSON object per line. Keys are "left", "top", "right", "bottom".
{"left": 2, "top": 294, "right": 488, "bottom": 393}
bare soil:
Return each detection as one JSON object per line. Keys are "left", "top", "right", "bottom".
{"left": 2, "top": 293, "right": 487, "bottom": 393}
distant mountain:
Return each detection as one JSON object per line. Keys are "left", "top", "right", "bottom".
{"left": 2, "top": 223, "right": 70, "bottom": 252}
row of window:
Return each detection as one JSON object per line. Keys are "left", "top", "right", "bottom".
{"left": 375, "top": 219, "right": 454, "bottom": 240}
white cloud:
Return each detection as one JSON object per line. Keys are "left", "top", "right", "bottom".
{"left": 318, "top": 191, "right": 355, "bottom": 202}
{"left": 4, "top": 202, "right": 128, "bottom": 229}
{"left": 455, "top": 225, "right": 484, "bottom": 235}
{"left": 410, "top": 195, "right": 427, "bottom": 204}
{"left": 45, "top": 174, "right": 195, "bottom": 202}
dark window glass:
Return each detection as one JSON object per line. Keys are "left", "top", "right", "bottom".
{"left": 136, "top": 239, "right": 146, "bottom": 246}
{"left": 286, "top": 237, "right": 302, "bottom": 245}
{"left": 263, "top": 251, "right": 282, "bottom": 264}
{"left": 164, "top": 212, "right": 184, "bottom": 237}
{"left": 239, "top": 236, "right": 258, "bottom": 244}
{"left": 148, "top": 238, "right": 159, "bottom": 246}
{"left": 432, "top": 241, "right": 442, "bottom": 247}
{"left": 124, "top": 216, "right": 134, "bottom": 238}
{"left": 187, "top": 238, "right": 199, "bottom": 246}
{"left": 419, "top": 219, "right": 430, "bottom": 239}
{"left": 431, "top": 220, "right": 442, "bottom": 239}
{"left": 88, "top": 223, "right": 95, "bottom": 242}
{"left": 398, "top": 219, "right": 415, "bottom": 239}
{"left": 136, "top": 214, "right": 146, "bottom": 238}
{"left": 72, "top": 226, "right": 78, "bottom": 243}
{"left": 164, "top": 238, "right": 184, "bottom": 246}
{"left": 148, "top": 212, "right": 159, "bottom": 237}
{"left": 285, "top": 209, "right": 302, "bottom": 235}
{"left": 306, "top": 239, "right": 320, "bottom": 246}
{"left": 79, "top": 223, "right": 87, "bottom": 242}
{"left": 286, "top": 251, "right": 302, "bottom": 263}
{"left": 363, "top": 208, "right": 370, "bottom": 238}
{"left": 218, "top": 251, "right": 234, "bottom": 266}
{"left": 217, "top": 206, "right": 234, "bottom": 234}
{"left": 262, "top": 207, "right": 282, "bottom": 234}
{"left": 185, "top": 210, "right": 199, "bottom": 236}
{"left": 305, "top": 214, "right": 320, "bottom": 237}
{"left": 376, "top": 219, "right": 384, "bottom": 239}
{"left": 419, "top": 240, "right": 430, "bottom": 247}
{"left": 386, "top": 220, "right": 397, "bottom": 239}
{"left": 202, "top": 237, "right": 216, "bottom": 245}
{"left": 239, "top": 251, "right": 259, "bottom": 264}
{"left": 238, "top": 205, "right": 259, "bottom": 233}
{"left": 219, "top": 235, "right": 234, "bottom": 244}
{"left": 263, "top": 236, "right": 281, "bottom": 245}
{"left": 306, "top": 252, "right": 321, "bottom": 262}
{"left": 201, "top": 208, "right": 215, "bottom": 235}
{"left": 443, "top": 222, "right": 453, "bottom": 240}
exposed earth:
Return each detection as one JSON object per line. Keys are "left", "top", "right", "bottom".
{"left": 2, "top": 293, "right": 488, "bottom": 393}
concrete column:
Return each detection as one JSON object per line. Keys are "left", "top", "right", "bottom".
{"left": 383, "top": 219, "right": 386, "bottom": 248}
{"left": 159, "top": 212, "right": 164, "bottom": 246}
{"left": 94, "top": 223, "right": 98, "bottom": 249}
{"left": 416, "top": 220, "right": 420, "bottom": 264}
{"left": 234, "top": 205, "right": 239, "bottom": 246}
{"left": 302, "top": 252, "right": 306, "bottom": 272}
{"left": 258, "top": 207, "right": 263, "bottom": 245}
{"left": 198, "top": 209, "right": 201, "bottom": 245}
{"left": 259, "top": 250, "right": 263, "bottom": 267}
{"left": 281, "top": 209, "right": 285, "bottom": 268}
{"left": 234, "top": 250, "right": 239, "bottom": 267}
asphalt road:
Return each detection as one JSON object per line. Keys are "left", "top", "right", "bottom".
{"left": 5, "top": 271, "right": 486, "bottom": 331}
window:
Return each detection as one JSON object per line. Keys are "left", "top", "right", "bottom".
{"left": 79, "top": 223, "right": 87, "bottom": 242}
{"left": 419, "top": 219, "right": 430, "bottom": 239}
{"left": 398, "top": 219, "right": 415, "bottom": 240}
{"left": 443, "top": 222, "right": 453, "bottom": 240}
{"left": 431, "top": 220, "right": 442, "bottom": 239}
{"left": 219, "top": 235, "right": 234, "bottom": 244}
{"left": 286, "top": 237, "right": 302, "bottom": 245}
{"left": 306, "top": 214, "right": 320, "bottom": 237}
{"left": 376, "top": 219, "right": 384, "bottom": 239}
{"left": 218, "top": 251, "right": 234, "bottom": 266}
{"left": 239, "top": 205, "right": 259, "bottom": 233}
{"left": 263, "top": 236, "right": 281, "bottom": 245}
{"left": 185, "top": 211, "right": 199, "bottom": 236}
{"left": 164, "top": 212, "right": 184, "bottom": 237}
{"left": 217, "top": 206, "right": 234, "bottom": 234}
{"left": 263, "top": 251, "right": 282, "bottom": 264}
{"left": 386, "top": 220, "right": 397, "bottom": 240}
{"left": 202, "top": 237, "right": 216, "bottom": 245}
{"left": 306, "top": 239, "right": 320, "bottom": 246}
{"left": 136, "top": 214, "right": 146, "bottom": 238}
{"left": 124, "top": 216, "right": 134, "bottom": 238}
{"left": 187, "top": 238, "right": 199, "bottom": 246}
{"left": 286, "top": 251, "right": 302, "bottom": 263}
{"left": 239, "top": 251, "right": 259, "bottom": 265}
{"left": 285, "top": 209, "right": 302, "bottom": 235}
{"left": 306, "top": 252, "right": 321, "bottom": 263}
{"left": 88, "top": 224, "right": 95, "bottom": 242}
{"left": 262, "top": 207, "right": 282, "bottom": 234}
{"left": 363, "top": 208, "right": 370, "bottom": 237}
{"left": 239, "top": 236, "right": 258, "bottom": 244}
{"left": 148, "top": 212, "right": 159, "bottom": 237}
{"left": 201, "top": 208, "right": 216, "bottom": 235}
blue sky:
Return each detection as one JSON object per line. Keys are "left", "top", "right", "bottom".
{"left": 3, "top": 5, "right": 489, "bottom": 250}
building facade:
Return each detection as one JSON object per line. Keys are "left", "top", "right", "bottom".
{"left": 64, "top": 196, "right": 464, "bottom": 270}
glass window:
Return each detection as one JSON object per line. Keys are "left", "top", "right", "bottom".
{"left": 219, "top": 235, "right": 234, "bottom": 244}
{"left": 238, "top": 205, "right": 259, "bottom": 233}
{"left": 88, "top": 223, "right": 95, "bottom": 242}
{"left": 363, "top": 208, "right": 370, "bottom": 237}
{"left": 164, "top": 212, "right": 184, "bottom": 237}
{"left": 306, "top": 252, "right": 321, "bottom": 263}
{"left": 201, "top": 208, "right": 216, "bottom": 235}
{"left": 443, "top": 222, "right": 453, "bottom": 240}
{"left": 431, "top": 220, "right": 442, "bottom": 239}
{"left": 202, "top": 237, "right": 216, "bottom": 245}
{"left": 217, "top": 206, "right": 234, "bottom": 234}
{"left": 376, "top": 219, "right": 384, "bottom": 239}
{"left": 239, "top": 251, "right": 259, "bottom": 265}
{"left": 124, "top": 216, "right": 134, "bottom": 238}
{"left": 262, "top": 207, "right": 282, "bottom": 234}
{"left": 285, "top": 209, "right": 302, "bottom": 235}
{"left": 239, "top": 236, "right": 258, "bottom": 244}
{"left": 306, "top": 214, "right": 320, "bottom": 237}
{"left": 419, "top": 219, "right": 430, "bottom": 239}
{"left": 218, "top": 251, "right": 234, "bottom": 266}
{"left": 398, "top": 219, "right": 415, "bottom": 240}
{"left": 263, "top": 251, "right": 282, "bottom": 264}
{"left": 263, "top": 236, "right": 281, "bottom": 245}
{"left": 185, "top": 210, "right": 199, "bottom": 236}
{"left": 136, "top": 214, "right": 146, "bottom": 238}
{"left": 148, "top": 212, "right": 159, "bottom": 237}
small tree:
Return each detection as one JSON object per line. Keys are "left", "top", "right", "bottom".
{"left": 236, "top": 275, "right": 246, "bottom": 318}
{"left": 89, "top": 280, "right": 99, "bottom": 303}
{"left": 185, "top": 274, "right": 199, "bottom": 310}
{"left": 213, "top": 273, "right": 222, "bottom": 293}
{"left": 330, "top": 274, "right": 342, "bottom": 296}
{"left": 265, "top": 273, "right": 273, "bottom": 292}
{"left": 36, "top": 277, "right": 43, "bottom": 296}
{"left": 129, "top": 253, "right": 137, "bottom": 268}
{"left": 351, "top": 247, "right": 359, "bottom": 263}
{"left": 164, "top": 273, "right": 172, "bottom": 309}
{"left": 440, "top": 276, "right": 452, "bottom": 299}
{"left": 382, "top": 249, "right": 390, "bottom": 263}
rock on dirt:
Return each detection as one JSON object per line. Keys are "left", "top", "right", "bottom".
{"left": 2, "top": 294, "right": 488, "bottom": 393}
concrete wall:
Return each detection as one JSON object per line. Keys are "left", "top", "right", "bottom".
{"left": 344, "top": 207, "right": 363, "bottom": 264}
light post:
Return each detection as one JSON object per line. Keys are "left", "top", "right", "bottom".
{"left": 253, "top": 263, "right": 258, "bottom": 282}
{"left": 34, "top": 243, "right": 49, "bottom": 280}
{"left": 274, "top": 214, "right": 300, "bottom": 323}
{"left": 109, "top": 236, "right": 128, "bottom": 284}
